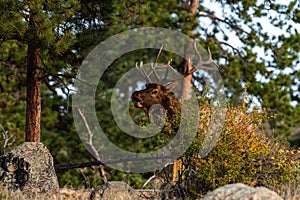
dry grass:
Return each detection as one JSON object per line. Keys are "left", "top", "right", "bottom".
{"left": 271, "top": 177, "right": 300, "bottom": 200}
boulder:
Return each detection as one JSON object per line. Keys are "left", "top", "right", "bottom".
{"left": 203, "top": 183, "right": 282, "bottom": 200}
{"left": 0, "top": 142, "right": 59, "bottom": 199}
{"left": 90, "top": 181, "right": 140, "bottom": 200}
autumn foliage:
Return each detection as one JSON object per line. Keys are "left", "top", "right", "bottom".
{"left": 181, "top": 100, "right": 300, "bottom": 196}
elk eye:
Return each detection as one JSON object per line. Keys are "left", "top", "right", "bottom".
{"left": 151, "top": 89, "right": 158, "bottom": 96}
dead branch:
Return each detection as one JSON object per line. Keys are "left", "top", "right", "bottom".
{"left": 76, "top": 107, "right": 107, "bottom": 182}
{"left": 1, "top": 124, "right": 16, "bottom": 152}
{"left": 55, "top": 155, "right": 175, "bottom": 171}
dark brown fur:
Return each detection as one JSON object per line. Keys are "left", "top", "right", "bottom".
{"left": 131, "top": 83, "right": 181, "bottom": 123}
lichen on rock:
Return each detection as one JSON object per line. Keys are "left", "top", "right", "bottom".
{"left": 0, "top": 142, "right": 59, "bottom": 198}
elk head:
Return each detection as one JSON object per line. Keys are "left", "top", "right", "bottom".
{"left": 131, "top": 42, "right": 217, "bottom": 125}
{"left": 132, "top": 83, "right": 181, "bottom": 123}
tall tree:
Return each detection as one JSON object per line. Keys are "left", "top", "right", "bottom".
{"left": 181, "top": 0, "right": 200, "bottom": 99}
{"left": 0, "top": 0, "right": 79, "bottom": 142}
{"left": 26, "top": 15, "right": 42, "bottom": 141}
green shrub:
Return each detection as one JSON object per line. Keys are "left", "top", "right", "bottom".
{"left": 183, "top": 102, "right": 300, "bottom": 196}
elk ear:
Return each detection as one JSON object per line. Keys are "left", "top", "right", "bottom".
{"left": 150, "top": 89, "right": 159, "bottom": 97}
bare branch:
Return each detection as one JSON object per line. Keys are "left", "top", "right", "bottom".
{"left": 76, "top": 107, "right": 108, "bottom": 182}
{"left": 142, "top": 174, "right": 156, "bottom": 189}
{"left": 76, "top": 108, "right": 100, "bottom": 159}
{"left": 1, "top": 124, "right": 15, "bottom": 152}
{"left": 55, "top": 155, "right": 175, "bottom": 171}
{"left": 198, "top": 13, "right": 248, "bottom": 35}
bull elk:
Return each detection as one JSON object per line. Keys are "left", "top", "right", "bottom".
{"left": 131, "top": 42, "right": 218, "bottom": 182}
{"left": 131, "top": 42, "right": 217, "bottom": 125}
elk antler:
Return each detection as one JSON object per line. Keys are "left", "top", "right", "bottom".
{"left": 192, "top": 41, "right": 219, "bottom": 72}
{"left": 135, "top": 45, "right": 178, "bottom": 85}
{"left": 135, "top": 42, "right": 218, "bottom": 85}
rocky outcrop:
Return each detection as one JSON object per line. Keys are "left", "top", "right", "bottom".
{"left": 203, "top": 183, "right": 283, "bottom": 200}
{"left": 0, "top": 142, "right": 59, "bottom": 199}
{"left": 58, "top": 181, "right": 152, "bottom": 200}
{"left": 90, "top": 181, "right": 141, "bottom": 200}
{"left": 0, "top": 142, "right": 151, "bottom": 200}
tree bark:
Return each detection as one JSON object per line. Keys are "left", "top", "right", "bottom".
{"left": 180, "top": 0, "right": 199, "bottom": 100}
{"left": 189, "top": 0, "right": 199, "bottom": 14}
{"left": 26, "top": 16, "right": 42, "bottom": 142}
{"left": 174, "top": 0, "right": 200, "bottom": 183}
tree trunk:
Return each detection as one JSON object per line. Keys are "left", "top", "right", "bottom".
{"left": 181, "top": 50, "right": 193, "bottom": 100}
{"left": 26, "top": 16, "right": 42, "bottom": 142}
{"left": 180, "top": 0, "right": 199, "bottom": 100}
{"left": 174, "top": 0, "right": 199, "bottom": 183}
{"left": 189, "top": 0, "right": 199, "bottom": 14}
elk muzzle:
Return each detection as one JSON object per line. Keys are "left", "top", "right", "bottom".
{"left": 131, "top": 91, "right": 144, "bottom": 108}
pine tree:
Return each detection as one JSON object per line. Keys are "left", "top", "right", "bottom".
{"left": 0, "top": 0, "right": 79, "bottom": 142}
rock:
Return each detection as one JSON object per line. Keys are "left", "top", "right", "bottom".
{"left": 58, "top": 188, "right": 91, "bottom": 200}
{"left": 203, "top": 183, "right": 283, "bottom": 200}
{"left": 0, "top": 142, "right": 59, "bottom": 199}
{"left": 57, "top": 182, "right": 160, "bottom": 200}
{"left": 90, "top": 181, "right": 140, "bottom": 200}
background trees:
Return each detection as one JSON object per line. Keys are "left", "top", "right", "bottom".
{"left": 0, "top": 0, "right": 299, "bottom": 188}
